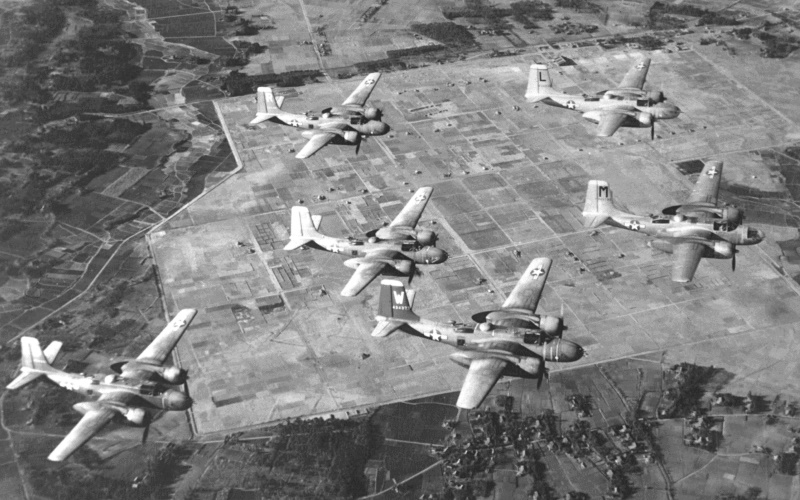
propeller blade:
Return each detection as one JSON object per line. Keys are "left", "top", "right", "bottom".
{"left": 732, "top": 250, "right": 736, "bottom": 272}
{"left": 141, "top": 422, "right": 150, "bottom": 444}
{"left": 355, "top": 134, "right": 362, "bottom": 155}
{"left": 537, "top": 361, "right": 547, "bottom": 389}
{"left": 650, "top": 122, "right": 655, "bottom": 140}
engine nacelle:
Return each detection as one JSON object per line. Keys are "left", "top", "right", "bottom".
{"left": 363, "top": 107, "right": 379, "bottom": 120}
{"left": 649, "top": 239, "right": 674, "bottom": 254}
{"left": 647, "top": 90, "right": 664, "bottom": 103}
{"left": 702, "top": 241, "right": 734, "bottom": 260}
{"left": 636, "top": 112, "right": 653, "bottom": 126}
{"left": 125, "top": 407, "right": 147, "bottom": 425}
{"left": 343, "top": 130, "right": 358, "bottom": 143}
{"left": 722, "top": 207, "right": 743, "bottom": 225}
{"left": 389, "top": 260, "right": 413, "bottom": 275}
{"left": 515, "top": 357, "right": 541, "bottom": 375}
{"left": 415, "top": 229, "right": 435, "bottom": 246}
{"left": 539, "top": 315, "right": 563, "bottom": 338}
{"left": 161, "top": 366, "right": 187, "bottom": 384}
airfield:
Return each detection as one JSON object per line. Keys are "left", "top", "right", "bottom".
{"left": 148, "top": 46, "right": 800, "bottom": 436}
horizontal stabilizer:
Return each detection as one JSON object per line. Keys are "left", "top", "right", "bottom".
{"left": 285, "top": 206, "right": 323, "bottom": 251}
{"left": 6, "top": 371, "right": 45, "bottom": 390}
{"left": 371, "top": 319, "right": 404, "bottom": 338}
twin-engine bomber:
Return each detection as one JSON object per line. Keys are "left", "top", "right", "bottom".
{"left": 249, "top": 72, "right": 389, "bottom": 159}
{"left": 7, "top": 309, "right": 197, "bottom": 461}
{"left": 526, "top": 58, "right": 680, "bottom": 138}
{"left": 372, "top": 258, "right": 584, "bottom": 410}
{"left": 284, "top": 187, "right": 447, "bottom": 296}
{"left": 583, "top": 161, "right": 764, "bottom": 282}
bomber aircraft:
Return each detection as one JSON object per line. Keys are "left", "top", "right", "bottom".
{"left": 249, "top": 72, "right": 389, "bottom": 158}
{"left": 371, "top": 258, "right": 584, "bottom": 410}
{"left": 7, "top": 309, "right": 197, "bottom": 461}
{"left": 285, "top": 187, "right": 446, "bottom": 296}
{"left": 582, "top": 161, "right": 765, "bottom": 282}
{"left": 525, "top": 58, "right": 680, "bottom": 138}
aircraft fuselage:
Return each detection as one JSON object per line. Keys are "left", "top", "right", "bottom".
{"left": 269, "top": 110, "right": 389, "bottom": 136}
{"left": 305, "top": 235, "right": 447, "bottom": 265}
{"left": 540, "top": 89, "right": 680, "bottom": 125}
{"left": 605, "top": 213, "right": 764, "bottom": 247}
{"left": 399, "top": 317, "right": 584, "bottom": 363}
{"left": 42, "top": 371, "right": 191, "bottom": 411}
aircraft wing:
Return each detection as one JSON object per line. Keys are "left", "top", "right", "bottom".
{"left": 341, "top": 248, "right": 400, "bottom": 297}
{"left": 390, "top": 187, "right": 433, "bottom": 228}
{"left": 618, "top": 58, "right": 650, "bottom": 89}
{"left": 296, "top": 132, "right": 338, "bottom": 159}
{"left": 342, "top": 72, "right": 381, "bottom": 107}
{"left": 456, "top": 357, "right": 508, "bottom": 409}
{"left": 134, "top": 309, "right": 197, "bottom": 368}
{"left": 595, "top": 112, "right": 628, "bottom": 137}
{"left": 48, "top": 406, "right": 116, "bottom": 461}
{"left": 502, "top": 257, "right": 552, "bottom": 312}
{"left": 671, "top": 241, "right": 705, "bottom": 283}
{"left": 686, "top": 161, "right": 723, "bottom": 205}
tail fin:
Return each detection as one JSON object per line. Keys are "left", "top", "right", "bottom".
{"left": 250, "top": 87, "right": 282, "bottom": 125}
{"left": 525, "top": 64, "right": 559, "bottom": 102}
{"left": 284, "top": 206, "right": 323, "bottom": 251}
{"left": 583, "top": 180, "right": 625, "bottom": 228}
{"left": 6, "top": 337, "right": 58, "bottom": 390}
{"left": 372, "top": 279, "right": 419, "bottom": 337}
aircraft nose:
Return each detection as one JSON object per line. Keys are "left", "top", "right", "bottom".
{"left": 558, "top": 340, "right": 584, "bottom": 362}
{"left": 430, "top": 247, "right": 448, "bottom": 263}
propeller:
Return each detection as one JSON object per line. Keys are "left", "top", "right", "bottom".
{"left": 650, "top": 121, "right": 655, "bottom": 140}
{"left": 355, "top": 134, "right": 368, "bottom": 155}
{"left": 732, "top": 248, "right": 737, "bottom": 272}
{"left": 537, "top": 363, "right": 550, "bottom": 389}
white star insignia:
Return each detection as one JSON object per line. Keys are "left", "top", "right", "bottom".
{"left": 175, "top": 319, "right": 186, "bottom": 327}
{"left": 364, "top": 79, "right": 375, "bottom": 86}
{"left": 530, "top": 266, "right": 545, "bottom": 279}
{"left": 707, "top": 167, "right": 718, "bottom": 178}
{"left": 636, "top": 62, "right": 646, "bottom": 70}
{"left": 626, "top": 220, "right": 643, "bottom": 231}
{"left": 414, "top": 193, "right": 427, "bottom": 202}
{"left": 566, "top": 100, "right": 576, "bottom": 110}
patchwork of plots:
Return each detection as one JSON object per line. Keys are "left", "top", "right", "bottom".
{"left": 149, "top": 48, "right": 800, "bottom": 435}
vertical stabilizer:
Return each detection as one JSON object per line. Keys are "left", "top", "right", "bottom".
{"left": 250, "top": 87, "right": 281, "bottom": 125}
{"left": 525, "top": 64, "right": 558, "bottom": 102}
{"left": 284, "top": 206, "right": 323, "bottom": 251}
{"left": 582, "top": 181, "right": 625, "bottom": 228}
{"left": 376, "top": 279, "right": 420, "bottom": 322}
{"left": 372, "top": 279, "right": 419, "bottom": 337}
{"left": 6, "top": 337, "right": 57, "bottom": 389}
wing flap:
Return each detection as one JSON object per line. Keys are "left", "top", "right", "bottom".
{"left": 48, "top": 408, "right": 116, "bottom": 461}
{"left": 686, "top": 161, "right": 723, "bottom": 205}
{"left": 389, "top": 187, "right": 433, "bottom": 228}
{"left": 136, "top": 309, "right": 197, "bottom": 366}
{"left": 456, "top": 357, "right": 508, "bottom": 410}
{"left": 618, "top": 58, "right": 650, "bottom": 90}
{"left": 342, "top": 72, "right": 381, "bottom": 107}
{"left": 671, "top": 242, "right": 705, "bottom": 283}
